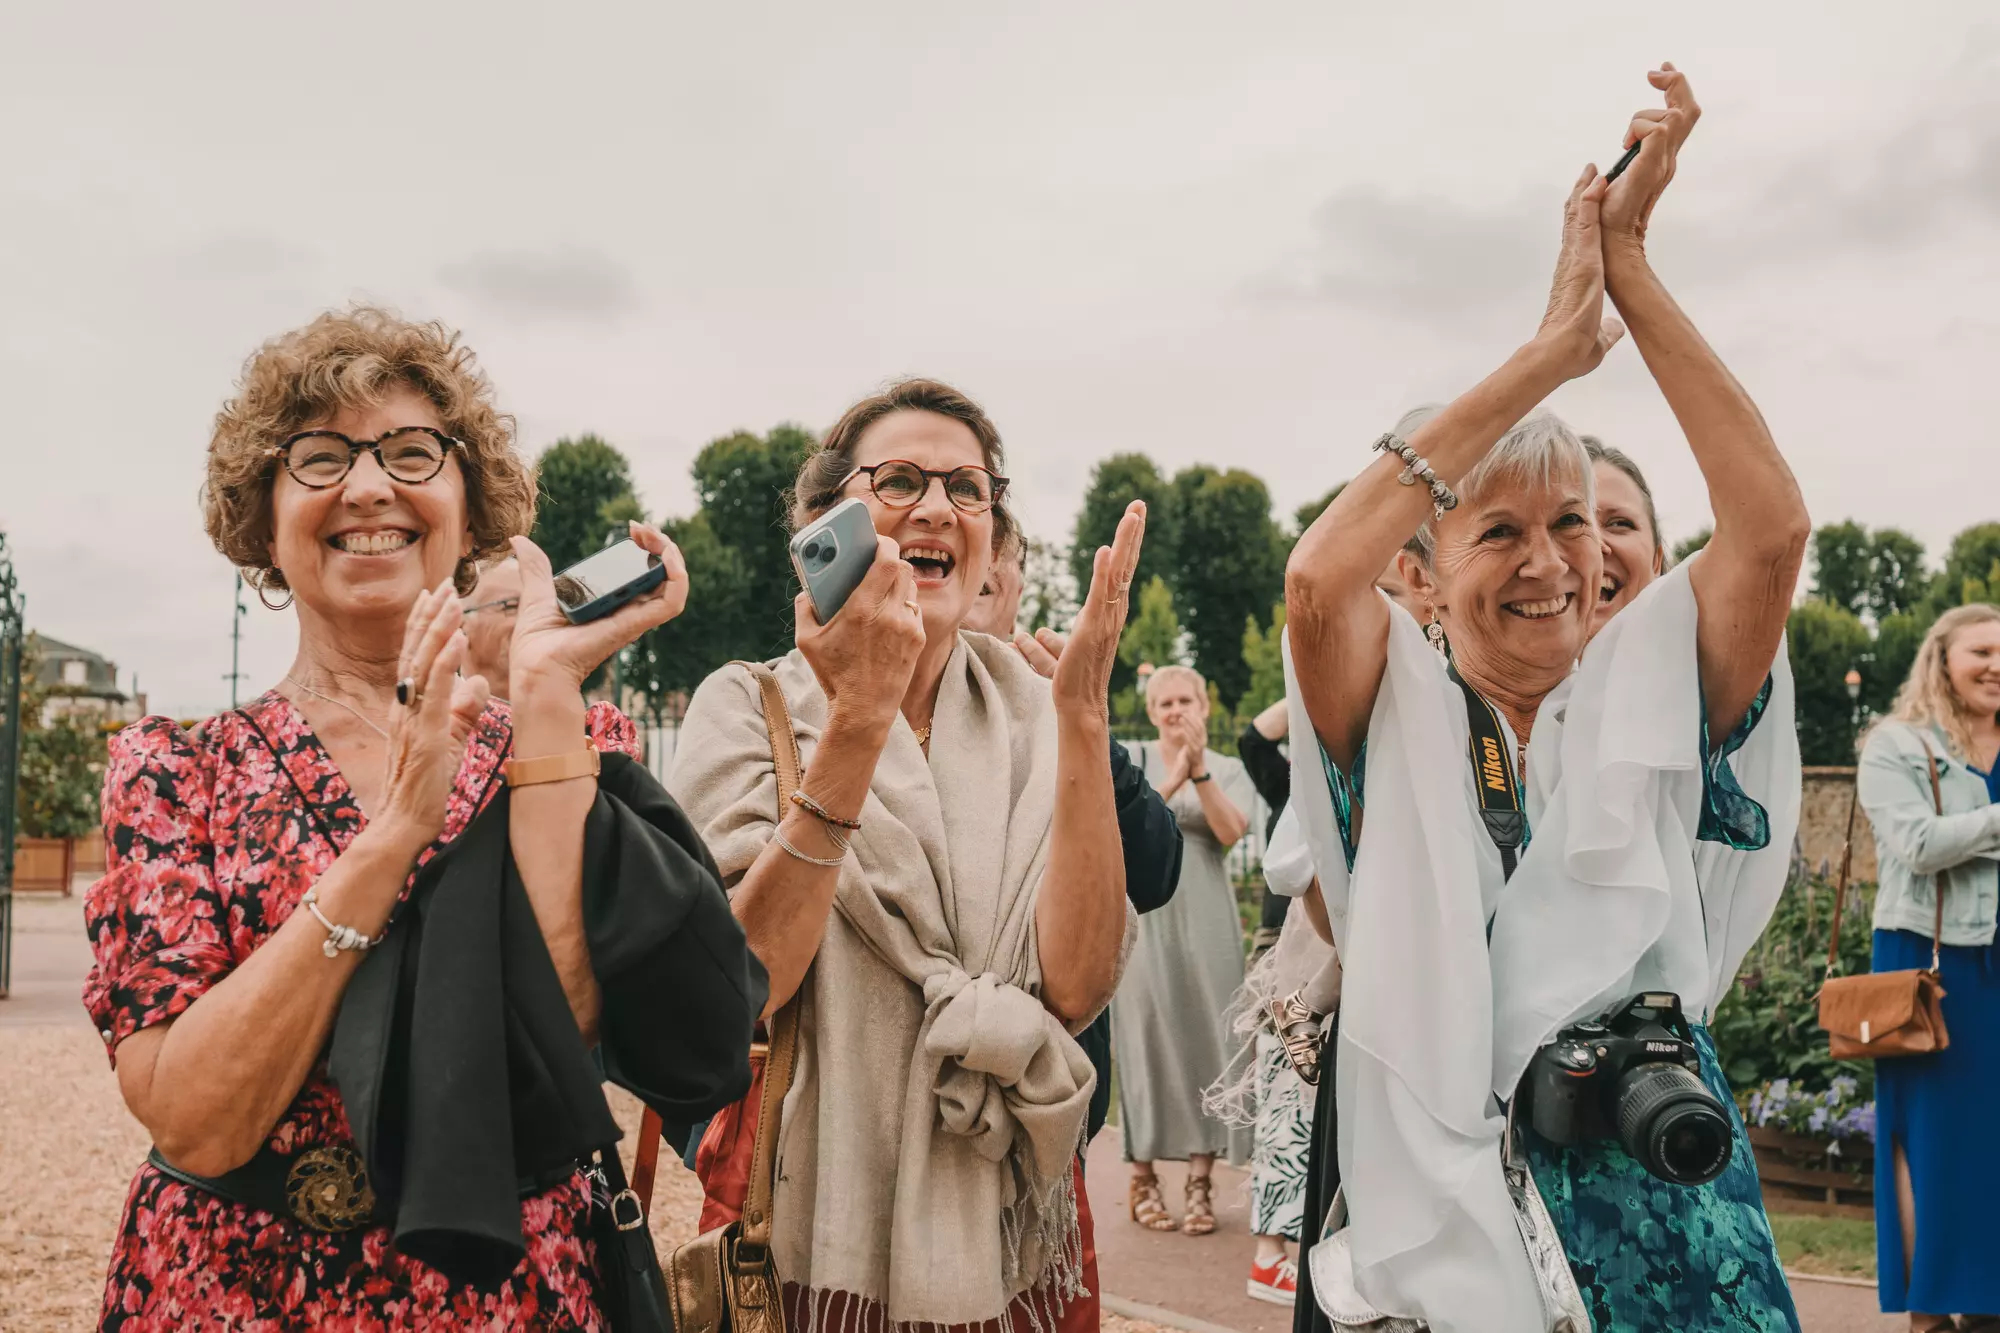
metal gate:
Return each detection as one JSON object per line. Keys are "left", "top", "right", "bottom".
{"left": 0, "top": 536, "right": 25, "bottom": 998}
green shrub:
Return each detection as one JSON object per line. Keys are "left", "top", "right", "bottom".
{"left": 1710, "top": 871, "right": 1877, "bottom": 1102}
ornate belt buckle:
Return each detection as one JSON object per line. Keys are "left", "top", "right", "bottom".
{"left": 286, "top": 1144, "right": 377, "bottom": 1232}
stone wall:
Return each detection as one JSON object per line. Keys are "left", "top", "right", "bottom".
{"left": 1798, "top": 766, "right": 1877, "bottom": 883}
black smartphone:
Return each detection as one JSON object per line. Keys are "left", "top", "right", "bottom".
{"left": 552, "top": 539, "right": 667, "bottom": 623}
{"left": 789, "top": 498, "right": 878, "bottom": 622}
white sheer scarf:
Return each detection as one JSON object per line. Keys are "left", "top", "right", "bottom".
{"left": 1281, "top": 561, "right": 1798, "bottom": 1333}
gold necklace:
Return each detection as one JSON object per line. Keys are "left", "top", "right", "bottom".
{"left": 284, "top": 675, "right": 390, "bottom": 740}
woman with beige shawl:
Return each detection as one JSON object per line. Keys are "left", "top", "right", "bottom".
{"left": 671, "top": 378, "right": 1144, "bottom": 1333}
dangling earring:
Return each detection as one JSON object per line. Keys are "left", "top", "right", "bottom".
{"left": 255, "top": 573, "right": 294, "bottom": 612}
{"left": 1425, "top": 607, "right": 1447, "bottom": 657}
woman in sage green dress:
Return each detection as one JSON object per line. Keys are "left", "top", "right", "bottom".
{"left": 1114, "top": 664, "right": 1255, "bottom": 1236}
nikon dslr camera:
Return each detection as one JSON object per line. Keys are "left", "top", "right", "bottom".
{"left": 1518, "top": 992, "right": 1734, "bottom": 1186}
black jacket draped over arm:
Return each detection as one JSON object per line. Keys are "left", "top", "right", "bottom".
{"left": 330, "top": 751, "right": 767, "bottom": 1288}
{"left": 1081, "top": 733, "right": 1184, "bottom": 1140}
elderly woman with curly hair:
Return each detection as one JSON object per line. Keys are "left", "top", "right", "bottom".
{"left": 82, "top": 306, "right": 763, "bottom": 1331}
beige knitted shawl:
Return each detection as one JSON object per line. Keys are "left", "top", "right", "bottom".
{"left": 671, "top": 633, "right": 1127, "bottom": 1330}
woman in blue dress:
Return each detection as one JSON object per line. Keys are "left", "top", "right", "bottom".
{"left": 1857, "top": 603, "right": 2000, "bottom": 1331}
{"left": 1280, "top": 65, "right": 1809, "bottom": 1333}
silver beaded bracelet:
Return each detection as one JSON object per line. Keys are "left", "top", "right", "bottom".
{"left": 1371, "top": 432, "right": 1460, "bottom": 520}
{"left": 302, "top": 887, "right": 387, "bottom": 959}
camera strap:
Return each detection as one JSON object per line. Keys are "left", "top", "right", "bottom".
{"left": 1449, "top": 666, "right": 1527, "bottom": 880}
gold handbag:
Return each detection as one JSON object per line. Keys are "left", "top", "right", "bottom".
{"left": 1816, "top": 736, "right": 1950, "bottom": 1060}
{"left": 666, "top": 662, "right": 806, "bottom": 1333}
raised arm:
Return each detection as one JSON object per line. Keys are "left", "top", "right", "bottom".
{"left": 1599, "top": 64, "right": 1810, "bottom": 738}
{"left": 1036, "top": 501, "right": 1147, "bottom": 1023}
{"left": 726, "top": 541, "right": 925, "bottom": 1017}
{"left": 1286, "top": 168, "right": 1625, "bottom": 768}
{"left": 505, "top": 523, "right": 689, "bottom": 1040}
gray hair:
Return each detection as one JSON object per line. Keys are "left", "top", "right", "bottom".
{"left": 1578, "top": 435, "right": 1663, "bottom": 558}
{"left": 1403, "top": 406, "right": 1595, "bottom": 565}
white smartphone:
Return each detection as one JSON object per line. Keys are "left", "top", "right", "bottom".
{"left": 789, "top": 498, "right": 878, "bottom": 622}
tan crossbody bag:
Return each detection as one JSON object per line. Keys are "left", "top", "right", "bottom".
{"left": 642, "top": 662, "right": 806, "bottom": 1333}
{"left": 1816, "top": 735, "right": 1950, "bottom": 1060}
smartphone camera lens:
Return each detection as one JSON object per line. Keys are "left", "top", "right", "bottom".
{"left": 802, "top": 534, "right": 837, "bottom": 569}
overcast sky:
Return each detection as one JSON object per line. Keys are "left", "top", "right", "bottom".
{"left": 3, "top": 2, "right": 1994, "bottom": 716}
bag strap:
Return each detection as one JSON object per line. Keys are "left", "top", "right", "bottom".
{"left": 731, "top": 660, "right": 804, "bottom": 1259}
{"left": 1917, "top": 735, "right": 1948, "bottom": 974}
{"left": 1449, "top": 665, "right": 1527, "bottom": 879}
{"left": 1822, "top": 777, "right": 1863, "bottom": 979}
{"left": 632, "top": 661, "right": 807, "bottom": 1223}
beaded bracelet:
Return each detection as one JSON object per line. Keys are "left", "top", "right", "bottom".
{"left": 790, "top": 789, "right": 863, "bottom": 831}
{"left": 301, "top": 887, "right": 386, "bottom": 959}
{"left": 1371, "top": 432, "right": 1460, "bottom": 520}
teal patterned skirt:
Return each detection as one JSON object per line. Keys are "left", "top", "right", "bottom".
{"left": 1523, "top": 1025, "right": 1799, "bottom": 1333}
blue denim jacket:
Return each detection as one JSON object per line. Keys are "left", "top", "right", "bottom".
{"left": 1858, "top": 719, "right": 2000, "bottom": 945}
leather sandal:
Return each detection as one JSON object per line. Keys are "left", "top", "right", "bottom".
{"left": 1267, "top": 991, "right": 1323, "bottom": 1086}
{"left": 1907, "top": 1317, "right": 1956, "bottom": 1333}
{"left": 1129, "top": 1173, "right": 1178, "bottom": 1232}
{"left": 1183, "top": 1175, "right": 1217, "bottom": 1236}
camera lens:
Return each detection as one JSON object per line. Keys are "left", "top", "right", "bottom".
{"left": 803, "top": 540, "right": 826, "bottom": 565}
{"left": 1613, "top": 1062, "right": 1734, "bottom": 1185}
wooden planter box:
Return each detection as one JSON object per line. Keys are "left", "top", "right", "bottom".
{"left": 12, "top": 837, "right": 75, "bottom": 894}
{"left": 1748, "top": 1125, "right": 1873, "bottom": 1220}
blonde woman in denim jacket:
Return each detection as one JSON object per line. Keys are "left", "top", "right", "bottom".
{"left": 1856, "top": 602, "right": 2000, "bottom": 1331}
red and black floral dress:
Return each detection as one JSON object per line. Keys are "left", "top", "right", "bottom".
{"left": 82, "top": 690, "right": 639, "bottom": 1332}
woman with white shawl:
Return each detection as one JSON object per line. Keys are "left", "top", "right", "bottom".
{"left": 1282, "top": 68, "right": 1809, "bottom": 1333}
{"left": 672, "top": 379, "right": 1143, "bottom": 1333}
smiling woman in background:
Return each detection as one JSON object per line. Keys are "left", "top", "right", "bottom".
{"left": 1856, "top": 604, "right": 2000, "bottom": 1331}
{"left": 82, "top": 307, "right": 761, "bottom": 1330}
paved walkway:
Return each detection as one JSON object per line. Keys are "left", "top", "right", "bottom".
{"left": 1084, "top": 1125, "right": 1903, "bottom": 1333}
{"left": 2, "top": 889, "right": 1906, "bottom": 1331}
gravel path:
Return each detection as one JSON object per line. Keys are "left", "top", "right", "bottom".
{"left": 0, "top": 890, "right": 1166, "bottom": 1331}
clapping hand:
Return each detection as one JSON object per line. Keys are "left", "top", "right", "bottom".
{"left": 1048, "top": 500, "right": 1146, "bottom": 718}
{"left": 379, "top": 583, "right": 493, "bottom": 850}
{"left": 1536, "top": 165, "right": 1626, "bottom": 381}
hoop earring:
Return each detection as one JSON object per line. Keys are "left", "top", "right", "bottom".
{"left": 256, "top": 577, "right": 294, "bottom": 612}
{"left": 1425, "top": 607, "right": 1447, "bottom": 658}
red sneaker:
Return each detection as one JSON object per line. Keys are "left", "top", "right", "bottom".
{"left": 1246, "top": 1254, "right": 1298, "bottom": 1306}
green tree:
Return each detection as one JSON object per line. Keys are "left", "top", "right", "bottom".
{"left": 690, "top": 424, "right": 817, "bottom": 659}
{"left": 1071, "top": 454, "right": 1178, "bottom": 628}
{"left": 1787, "top": 600, "right": 1873, "bottom": 764}
{"left": 1868, "top": 607, "right": 1937, "bottom": 716}
{"left": 1938, "top": 522, "right": 2000, "bottom": 608}
{"left": 1809, "top": 521, "right": 1873, "bottom": 619}
{"left": 1169, "top": 465, "right": 1286, "bottom": 710}
{"left": 1018, "top": 538, "right": 1075, "bottom": 635}
{"left": 530, "top": 435, "right": 639, "bottom": 571}
{"left": 1810, "top": 521, "right": 1931, "bottom": 623}
{"left": 631, "top": 510, "right": 753, "bottom": 701}
{"left": 14, "top": 639, "right": 110, "bottom": 840}
{"left": 1867, "top": 528, "right": 1929, "bottom": 619}
{"left": 1671, "top": 527, "right": 1712, "bottom": 565}
{"left": 1119, "top": 576, "right": 1184, "bottom": 671}
{"left": 1240, "top": 602, "right": 1288, "bottom": 716}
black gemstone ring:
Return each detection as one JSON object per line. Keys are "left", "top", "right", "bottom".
{"left": 395, "top": 677, "right": 419, "bottom": 707}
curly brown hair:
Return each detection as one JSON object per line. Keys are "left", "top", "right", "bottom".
{"left": 789, "top": 378, "right": 1018, "bottom": 556}
{"left": 203, "top": 306, "right": 535, "bottom": 596}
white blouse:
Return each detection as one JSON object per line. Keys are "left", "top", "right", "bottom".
{"left": 1280, "top": 561, "right": 1798, "bottom": 1333}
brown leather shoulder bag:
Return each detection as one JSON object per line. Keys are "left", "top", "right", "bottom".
{"left": 1816, "top": 736, "right": 1949, "bottom": 1059}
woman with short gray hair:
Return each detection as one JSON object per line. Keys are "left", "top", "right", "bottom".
{"left": 1283, "top": 67, "right": 1809, "bottom": 1332}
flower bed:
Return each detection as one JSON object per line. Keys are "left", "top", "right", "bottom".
{"left": 1745, "top": 1077, "right": 1874, "bottom": 1220}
